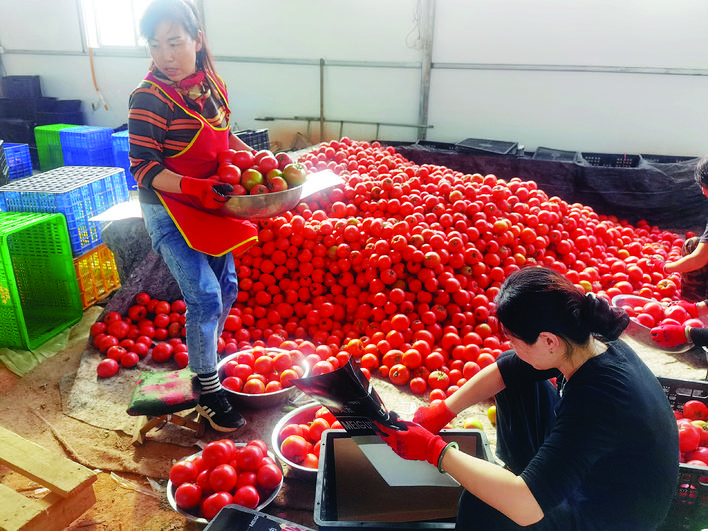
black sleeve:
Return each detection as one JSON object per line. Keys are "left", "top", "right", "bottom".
{"left": 689, "top": 326, "right": 708, "bottom": 347}
{"left": 496, "top": 350, "right": 560, "bottom": 388}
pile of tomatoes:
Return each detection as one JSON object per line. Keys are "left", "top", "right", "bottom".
{"left": 169, "top": 438, "right": 283, "bottom": 521}
{"left": 90, "top": 138, "right": 692, "bottom": 398}
{"left": 90, "top": 293, "right": 188, "bottom": 378}
{"left": 221, "top": 138, "right": 688, "bottom": 397}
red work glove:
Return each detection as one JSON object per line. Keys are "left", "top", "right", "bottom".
{"left": 180, "top": 176, "right": 233, "bottom": 209}
{"left": 374, "top": 419, "right": 448, "bottom": 467}
{"left": 650, "top": 324, "right": 689, "bottom": 347}
{"left": 412, "top": 400, "right": 456, "bottom": 434}
{"left": 676, "top": 300, "right": 699, "bottom": 318}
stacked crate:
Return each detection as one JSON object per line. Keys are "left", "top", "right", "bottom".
{"left": 1, "top": 143, "right": 33, "bottom": 181}
{"left": 34, "top": 123, "right": 80, "bottom": 172}
{"left": 73, "top": 243, "right": 121, "bottom": 309}
{"left": 0, "top": 166, "right": 129, "bottom": 256}
{"left": 111, "top": 130, "right": 137, "bottom": 190}
{"left": 0, "top": 212, "right": 83, "bottom": 350}
{"left": 59, "top": 126, "right": 114, "bottom": 167}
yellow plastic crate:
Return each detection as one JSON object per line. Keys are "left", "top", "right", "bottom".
{"left": 73, "top": 244, "right": 120, "bottom": 309}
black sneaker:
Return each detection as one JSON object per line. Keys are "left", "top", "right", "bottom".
{"left": 196, "top": 390, "right": 246, "bottom": 432}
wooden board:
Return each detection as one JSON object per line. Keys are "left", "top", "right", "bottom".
{"left": 0, "top": 426, "right": 97, "bottom": 531}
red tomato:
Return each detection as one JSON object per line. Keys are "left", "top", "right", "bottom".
{"left": 174, "top": 482, "right": 202, "bottom": 509}
{"left": 684, "top": 400, "right": 708, "bottom": 421}
{"left": 679, "top": 422, "right": 702, "bottom": 453}
{"left": 208, "top": 463, "right": 238, "bottom": 492}
{"left": 201, "top": 491, "right": 233, "bottom": 520}
{"left": 308, "top": 417, "right": 330, "bottom": 442}
{"left": 428, "top": 370, "right": 450, "bottom": 390}
{"left": 242, "top": 378, "right": 266, "bottom": 395}
{"left": 96, "top": 358, "right": 119, "bottom": 378}
{"left": 232, "top": 150, "right": 256, "bottom": 170}
{"left": 217, "top": 164, "right": 242, "bottom": 185}
{"left": 256, "top": 463, "right": 283, "bottom": 489}
{"left": 202, "top": 441, "right": 233, "bottom": 469}
{"left": 232, "top": 485, "right": 260, "bottom": 509}
{"left": 280, "top": 435, "right": 309, "bottom": 463}
{"left": 237, "top": 444, "right": 265, "bottom": 471}
{"left": 247, "top": 439, "right": 269, "bottom": 455}
{"left": 151, "top": 342, "right": 174, "bottom": 363}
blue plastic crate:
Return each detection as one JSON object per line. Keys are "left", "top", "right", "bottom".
{"left": 0, "top": 166, "right": 128, "bottom": 255}
{"left": 111, "top": 130, "right": 137, "bottom": 190}
{"left": 60, "top": 126, "right": 114, "bottom": 167}
{"left": 2, "top": 143, "right": 33, "bottom": 181}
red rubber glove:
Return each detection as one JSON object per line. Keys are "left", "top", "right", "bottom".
{"left": 650, "top": 324, "right": 689, "bottom": 347}
{"left": 412, "top": 401, "right": 456, "bottom": 434}
{"left": 676, "top": 300, "right": 699, "bottom": 318}
{"left": 374, "top": 419, "right": 447, "bottom": 466}
{"left": 180, "top": 176, "right": 233, "bottom": 209}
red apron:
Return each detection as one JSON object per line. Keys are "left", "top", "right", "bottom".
{"left": 143, "top": 71, "right": 257, "bottom": 257}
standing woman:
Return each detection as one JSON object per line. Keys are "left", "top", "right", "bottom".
{"left": 129, "top": 0, "right": 257, "bottom": 431}
{"left": 376, "top": 266, "right": 679, "bottom": 530}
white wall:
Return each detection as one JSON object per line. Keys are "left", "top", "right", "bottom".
{"left": 1, "top": 0, "right": 707, "bottom": 155}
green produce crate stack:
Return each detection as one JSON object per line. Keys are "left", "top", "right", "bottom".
{"left": 0, "top": 212, "right": 83, "bottom": 350}
{"left": 34, "top": 123, "right": 80, "bottom": 172}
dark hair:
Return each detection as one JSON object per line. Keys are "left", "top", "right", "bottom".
{"left": 140, "top": 0, "right": 217, "bottom": 76}
{"left": 695, "top": 155, "right": 708, "bottom": 188}
{"left": 495, "top": 266, "right": 629, "bottom": 346}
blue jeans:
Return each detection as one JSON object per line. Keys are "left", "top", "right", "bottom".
{"left": 141, "top": 203, "right": 238, "bottom": 374}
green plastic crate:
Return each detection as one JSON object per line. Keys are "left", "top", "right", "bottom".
{"left": 0, "top": 212, "right": 83, "bottom": 350}
{"left": 34, "top": 123, "right": 80, "bottom": 172}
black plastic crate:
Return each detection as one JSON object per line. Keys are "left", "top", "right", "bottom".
{"left": 204, "top": 505, "right": 315, "bottom": 531}
{"left": 641, "top": 154, "right": 698, "bottom": 164}
{"left": 455, "top": 137, "right": 519, "bottom": 157}
{"left": 533, "top": 146, "right": 580, "bottom": 163}
{"left": 54, "top": 100, "right": 82, "bottom": 113}
{"left": 2, "top": 76, "right": 42, "bottom": 99}
{"left": 0, "top": 97, "right": 56, "bottom": 120}
{"left": 657, "top": 376, "right": 708, "bottom": 531}
{"left": 234, "top": 128, "right": 270, "bottom": 151}
{"left": 35, "top": 111, "right": 85, "bottom": 127}
{"left": 314, "top": 429, "right": 492, "bottom": 531}
{"left": 580, "top": 152, "right": 641, "bottom": 168}
{"left": 416, "top": 140, "right": 459, "bottom": 152}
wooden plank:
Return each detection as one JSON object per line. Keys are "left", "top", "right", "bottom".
{"left": 0, "top": 426, "right": 96, "bottom": 497}
{"left": 21, "top": 482, "right": 97, "bottom": 531}
{"left": 0, "top": 483, "right": 44, "bottom": 531}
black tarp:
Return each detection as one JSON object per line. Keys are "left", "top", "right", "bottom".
{"left": 394, "top": 144, "right": 707, "bottom": 232}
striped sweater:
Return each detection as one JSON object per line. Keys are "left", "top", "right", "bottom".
{"left": 128, "top": 72, "right": 230, "bottom": 204}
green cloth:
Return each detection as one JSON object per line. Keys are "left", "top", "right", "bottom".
{"left": 0, "top": 306, "right": 103, "bottom": 376}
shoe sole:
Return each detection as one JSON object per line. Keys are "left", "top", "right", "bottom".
{"left": 195, "top": 405, "right": 246, "bottom": 433}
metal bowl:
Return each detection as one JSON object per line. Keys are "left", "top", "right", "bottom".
{"left": 611, "top": 295, "right": 708, "bottom": 354}
{"left": 166, "top": 445, "right": 283, "bottom": 524}
{"left": 217, "top": 348, "right": 309, "bottom": 410}
{"left": 271, "top": 403, "right": 322, "bottom": 480}
{"left": 219, "top": 184, "right": 304, "bottom": 220}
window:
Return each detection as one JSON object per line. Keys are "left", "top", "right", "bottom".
{"left": 80, "top": 0, "right": 152, "bottom": 48}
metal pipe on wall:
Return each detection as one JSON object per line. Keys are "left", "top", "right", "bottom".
{"left": 417, "top": 0, "right": 435, "bottom": 141}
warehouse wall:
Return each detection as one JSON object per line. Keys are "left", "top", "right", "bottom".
{"left": 0, "top": 0, "right": 707, "bottom": 156}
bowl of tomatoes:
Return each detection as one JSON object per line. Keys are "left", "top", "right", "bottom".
{"left": 166, "top": 438, "right": 283, "bottom": 523}
{"left": 220, "top": 183, "right": 305, "bottom": 220}
{"left": 611, "top": 295, "right": 708, "bottom": 353}
{"left": 270, "top": 402, "right": 342, "bottom": 479}
{"left": 216, "top": 347, "right": 309, "bottom": 410}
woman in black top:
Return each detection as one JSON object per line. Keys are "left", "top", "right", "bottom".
{"left": 376, "top": 266, "right": 679, "bottom": 530}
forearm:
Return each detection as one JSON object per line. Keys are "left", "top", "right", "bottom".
{"left": 444, "top": 363, "right": 505, "bottom": 415}
{"left": 440, "top": 448, "right": 543, "bottom": 526}
{"left": 150, "top": 168, "right": 185, "bottom": 194}
{"left": 666, "top": 244, "right": 708, "bottom": 273}
{"left": 229, "top": 133, "right": 252, "bottom": 152}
